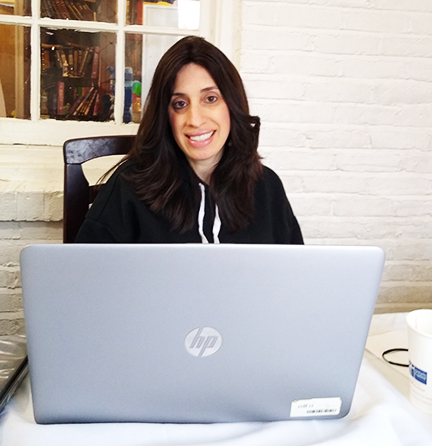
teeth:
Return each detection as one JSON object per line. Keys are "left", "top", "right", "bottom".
{"left": 189, "top": 131, "right": 213, "bottom": 142}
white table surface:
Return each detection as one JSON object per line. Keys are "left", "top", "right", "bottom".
{"left": 1, "top": 313, "right": 431, "bottom": 446}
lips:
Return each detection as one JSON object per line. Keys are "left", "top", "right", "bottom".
{"left": 188, "top": 131, "right": 215, "bottom": 142}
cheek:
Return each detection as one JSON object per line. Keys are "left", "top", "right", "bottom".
{"left": 221, "top": 109, "right": 231, "bottom": 136}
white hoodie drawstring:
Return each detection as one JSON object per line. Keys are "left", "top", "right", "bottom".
{"left": 198, "top": 183, "right": 221, "bottom": 244}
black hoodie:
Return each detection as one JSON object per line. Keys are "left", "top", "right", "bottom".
{"left": 75, "top": 160, "right": 303, "bottom": 245}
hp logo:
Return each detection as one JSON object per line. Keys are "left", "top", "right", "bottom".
{"left": 185, "top": 327, "right": 222, "bottom": 357}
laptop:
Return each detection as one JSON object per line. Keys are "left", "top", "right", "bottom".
{"left": 20, "top": 243, "right": 385, "bottom": 424}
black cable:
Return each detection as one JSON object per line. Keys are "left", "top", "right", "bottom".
{"left": 382, "top": 348, "right": 409, "bottom": 367}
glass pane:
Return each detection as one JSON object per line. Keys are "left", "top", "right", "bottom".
{"left": 125, "top": 34, "right": 142, "bottom": 123}
{"left": 41, "top": 28, "right": 116, "bottom": 121}
{"left": 127, "top": 0, "right": 200, "bottom": 29}
{"left": 0, "top": 24, "right": 30, "bottom": 119}
{"left": 124, "top": 33, "right": 181, "bottom": 123}
{"left": 0, "top": 0, "right": 31, "bottom": 16}
{"left": 41, "top": 0, "right": 117, "bottom": 23}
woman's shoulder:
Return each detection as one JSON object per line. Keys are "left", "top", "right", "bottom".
{"left": 98, "top": 158, "right": 138, "bottom": 191}
{"left": 109, "top": 158, "right": 138, "bottom": 178}
{"left": 87, "top": 159, "right": 139, "bottom": 212}
{"left": 258, "top": 165, "right": 285, "bottom": 190}
{"left": 254, "top": 165, "right": 292, "bottom": 207}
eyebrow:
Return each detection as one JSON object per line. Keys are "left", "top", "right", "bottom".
{"left": 171, "top": 86, "right": 220, "bottom": 96}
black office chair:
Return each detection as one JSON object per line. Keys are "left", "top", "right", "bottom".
{"left": 63, "top": 135, "right": 135, "bottom": 243}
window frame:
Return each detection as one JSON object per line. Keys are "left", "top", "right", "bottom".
{"left": 0, "top": 0, "right": 240, "bottom": 145}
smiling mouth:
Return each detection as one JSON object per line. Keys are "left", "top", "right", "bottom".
{"left": 188, "top": 131, "right": 215, "bottom": 142}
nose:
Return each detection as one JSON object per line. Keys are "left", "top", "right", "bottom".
{"left": 186, "top": 102, "right": 205, "bottom": 128}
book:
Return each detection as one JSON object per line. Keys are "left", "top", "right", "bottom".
{"left": 41, "top": 48, "right": 51, "bottom": 72}
{"left": 73, "top": 50, "right": 79, "bottom": 75}
{"left": 77, "top": 0, "right": 95, "bottom": 20}
{"left": 52, "top": 0, "right": 70, "bottom": 19}
{"left": 91, "top": 46, "right": 100, "bottom": 80}
{"left": 56, "top": 49, "right": 69, "bottom": 76}
{"left": 67, "top": 95, "right": 85, "bottom": 117}
{"left": 77, "top": 47, "right": 90, "bottom": 77}
{"left": 92, "top": 89, "right": 101, "bottom": 117}
{"left": 44, "top": 0, "right": 96, "bottom": 20}
{"left": 72, "top": 86, "right": 94, "bottom": 116}
{"left": 67, "top": 49, "right": 74, "bottom": 76}
{"left": 57, "top": 81, "right": 65, "bottom": 116}
{"left": 54, "top": 49, "right": 63, "bottom": 69}
{"left": 79, "top": 88, "right": 98, "bottom": 116}
{"left": 80, "top": 47, "right": 94, "bottom": 77}
{"left": 41, "top": 0, "right": 50, "bottom": 17}
{"left": 64, "top": 0, "right": 81, "bottom": 20}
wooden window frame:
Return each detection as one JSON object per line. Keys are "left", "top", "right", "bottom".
{"left": 0, "top": 0, "right": 240, "bottom": 145}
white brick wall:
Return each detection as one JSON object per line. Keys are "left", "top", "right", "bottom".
{"left": 0, "top": 222, "right": 63, "bottom": 335}
{"left": 241, "top": 0, "right": 432, "bottom": 312}
{"left": 0, "top": 145, "right": 64, "bottom": 334}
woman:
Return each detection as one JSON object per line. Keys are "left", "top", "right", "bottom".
{"left": 75, "top": 36, "right": 303, "bottom": 244}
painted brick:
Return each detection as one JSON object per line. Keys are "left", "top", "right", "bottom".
{"left": 331, "top": 196, "right": 430, "bottom": 218}
{"left": 0, "top": 221, "right": 62, "bottom": 241}
{"left": 240, "top": 51, "right": 273, "bottom": 74}
{"left": 273, "top": 4, "right": 346, "bottom": 30}
{"left": 272, "top": 52, "right": 341, "bottom": 77}
{"left": 0, "top": 316, "right": 25, "bottom": 336}
{"left": 0, "top": 266, "right": 20, "bottom": 289}
{"left": 242, "top": 76, "right": 306, "bottom": 101}
{"left": 262, "top": 149, "right": 337, "bottom": 172}
{"left": 343, "top": 10, "right": 410, "bottom": 34}
{"left": 338, "top": 57, "right": 411, "bottom": 80}
{"left": 0, "top": 289, "right": 23, "bottom": 312}
{"left": 367, "top": 126, "right": 430, "bottom": 150}
{"left": 378, "top": 283, "right": 432, "bottom": 304}
{"left": 257, "top": 126, "right": 309, "bottom": 149}
{"left": 333, "top": 150, "right": 402, "bottom": 172}
{"left": 283, "top": 194, "right": 334, "bottom": 216}
{"left": 312, "top": 32, "right": 381, "bottom": 56}
{"left": 291, "top": 172, "right": 432, "bottom": 195}
{"left": 304, "top": 79, "right": 374, "bottom": 103}
{"left": 333, "top": 104, "right": 400, "bottom": 126}
{"left": 376, "top": 0, "right": 432, "bottom": 12}
{"left": 383, "top": 262, "right": 432, "bottom": 282}
{"left": 242, "top": 2, "right": 276, "bottom": 26}
{"left": 255, "top": 100, "right": 336, "bottom": 124}
{"left": 300, "top": 217, "right": 432, "bottom": 240}
{"left": 242, "top": 28, "right": 312, "bottom": 52}
{"left": 281, "top": 125, "right": 372, "bottom": 150}
{"left": 380, "top": 35, "right": 432, "bottom": 58}
{"left": 372, "top": 81, "right": 432, "bottom": 106}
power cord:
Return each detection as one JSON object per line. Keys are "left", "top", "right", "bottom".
{"left": 381, "top": 348, "right": 409, "bottom": 367}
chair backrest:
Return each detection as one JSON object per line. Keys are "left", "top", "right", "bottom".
{"left": 63, "top": 135, "right": 135, "bottom": 243}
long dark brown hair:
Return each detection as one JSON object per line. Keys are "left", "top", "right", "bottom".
{"left": 123, "top": 36, "right": 263, "bottom": 233}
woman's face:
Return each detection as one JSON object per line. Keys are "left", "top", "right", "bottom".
{"left": 168, "top": 63, "right": 231, "bottom": 182}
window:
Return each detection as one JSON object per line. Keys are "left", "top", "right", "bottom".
{"left": 0, "top": 0, "right": 239, "bottom": 145}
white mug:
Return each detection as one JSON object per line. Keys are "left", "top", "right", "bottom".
{"left": 406, "top": 309, "right": 432, "bottom": 414}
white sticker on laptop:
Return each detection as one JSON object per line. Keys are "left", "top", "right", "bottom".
{"left": 290, "top": 397, "right": 342, "bottom": 417}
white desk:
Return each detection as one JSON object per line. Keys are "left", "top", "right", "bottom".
{"left": 1, "top": 313, "right": 431, "bottom": 446}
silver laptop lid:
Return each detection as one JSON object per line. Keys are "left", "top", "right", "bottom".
{"left": 20, "top": 244, "right": 385, "bottom": 424}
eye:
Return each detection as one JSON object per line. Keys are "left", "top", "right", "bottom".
{"left": 172, "top": 99, "right": 187, "bottom": 110}
{"left": 206, "top": 95, "right": 218, "bottom": 104}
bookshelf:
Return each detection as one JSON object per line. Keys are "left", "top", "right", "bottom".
{"left": 41, "top": 29, "right": 115, "bottom": 121}
{"left": 41, "top": 0, "right": 116, "bottom": 22}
